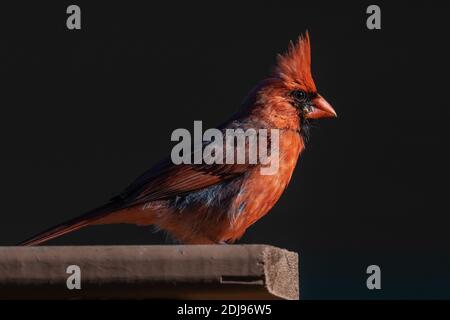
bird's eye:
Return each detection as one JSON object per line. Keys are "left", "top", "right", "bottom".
{"left": 292, "top": 90, "right": 307, "bottom": 103}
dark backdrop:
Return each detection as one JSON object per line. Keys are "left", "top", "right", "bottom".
{"left": 1, "top": 1, "right": 449, "bottom": 299}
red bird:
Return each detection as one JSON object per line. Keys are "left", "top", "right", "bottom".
{"left": 20, "top": 32, "right": 336, "bottom": 246}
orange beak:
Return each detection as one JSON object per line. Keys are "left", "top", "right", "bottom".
{"left": 306, "top": 94, "right": 337, "bottom": 119}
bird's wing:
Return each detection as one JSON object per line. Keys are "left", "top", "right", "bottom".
{"left": 116, "top": 118, "right": 267, "bottom": 206}
{"left": 117, "top": 157, "right": 253, "bottom": 207}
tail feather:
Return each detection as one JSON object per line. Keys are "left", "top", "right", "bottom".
{"left": 18, "top": 202, "right": 122, "bottom": 246}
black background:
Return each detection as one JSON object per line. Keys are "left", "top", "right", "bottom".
{"left": 1, "top": 1, "right": 449, "bottom": 299}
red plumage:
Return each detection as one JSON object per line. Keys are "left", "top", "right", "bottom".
{"left": 20, "top": 32, "right": 336, "bottom": 246}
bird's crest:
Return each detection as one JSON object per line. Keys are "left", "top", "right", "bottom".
{"left": 274, "top": 32, "right": 317, "bottom": 92}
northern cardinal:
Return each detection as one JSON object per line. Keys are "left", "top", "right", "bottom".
{"left": 20, "top": 32, "right": 336, "bottom": 246}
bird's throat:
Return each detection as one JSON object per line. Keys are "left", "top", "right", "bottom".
{"left": 300, "top": 116, "right": 311, "bottom": 142}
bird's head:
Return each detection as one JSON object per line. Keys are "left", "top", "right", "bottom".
{"left": 273, "top": 32, "right": 336, "bottom": 122}
{"left": 241, "top": 32, "right": 337, "bottom": 140}
{"left": 239, "top": 32, "right": 336, "bottom": 139}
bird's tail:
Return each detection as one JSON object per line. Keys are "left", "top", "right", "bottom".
{"left": 18, "top": 202, "right": 123, "bottom": 246}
